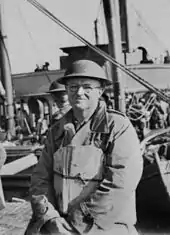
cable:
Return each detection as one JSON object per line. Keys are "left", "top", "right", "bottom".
{"left": 16, "top": 2, "right": 44, "bottom": 65}
{"left": 96, "top": 0, "right": 103, "bottom": 21}
{"left": 131, "top": 4, "right": 167, "bottom": 51}
{"left": 27, "top": 0, "right": 170, "bottom": 104}
{"left": 17, "top": 1, "right": 51, "bottom": 84}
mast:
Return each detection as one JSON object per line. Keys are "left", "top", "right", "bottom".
{"left": 103, "top": 0, "right": 126, "bottom": 112}
{"left": 0, "top": 1, "right": 15, "bottom": 136}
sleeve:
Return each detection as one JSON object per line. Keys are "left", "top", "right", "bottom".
{"left": 84, "top": 117, "right": 143, "bottom": 227}
{"left": 29, "top": 128, "right": 60, "bottom": 222}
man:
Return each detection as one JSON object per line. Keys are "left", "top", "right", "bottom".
{"left": 48, "top": 80, "right": 71, "bottom": 125}
{"left": 25, "top": 60, "right": 143, "bottom": 235}
{"left": 42, "top": 62, "right": 50, "bottom": 71}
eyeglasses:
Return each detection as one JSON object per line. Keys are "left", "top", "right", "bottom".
{"left": 66, "top": 84, "right": 101, "bottom": 93}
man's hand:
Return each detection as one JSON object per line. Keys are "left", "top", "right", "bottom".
{"left": 44, "top": 217, "right": 72, "bottom": 235}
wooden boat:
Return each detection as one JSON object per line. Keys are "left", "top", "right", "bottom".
{"left": 12, "top": 63, "right": 170, "bottom": 99}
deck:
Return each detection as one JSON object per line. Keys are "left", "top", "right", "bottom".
{"left": 0, "top": 200, "right": 170, "bottom": 234}
{"left": 0, "top": 201, "right": 31, "bottom": 235}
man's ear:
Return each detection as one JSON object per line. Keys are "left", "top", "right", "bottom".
{"left": 99, "top": 87, "right": 105, "bottom": 97}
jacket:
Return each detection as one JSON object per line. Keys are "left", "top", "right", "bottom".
{"left": 30, "top": 101, "right": 143, "bottom": 231}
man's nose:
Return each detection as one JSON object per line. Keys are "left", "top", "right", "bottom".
{"left": 77, "top": 86, "right": 85, "bottom": 95}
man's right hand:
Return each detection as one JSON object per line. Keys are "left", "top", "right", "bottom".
{"left": 44, "top": 217, "right": 73, "bottom": 235}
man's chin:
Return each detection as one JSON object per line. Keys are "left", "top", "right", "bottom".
{"left": 74, "top": 104, "right": 86, "bottom": 109}
{"left": 73, "top": 102, "right": 88, "bottom": 109}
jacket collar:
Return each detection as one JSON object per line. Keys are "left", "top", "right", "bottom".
{"left": 90, "top": 100, "right": 109, "bottom": 133}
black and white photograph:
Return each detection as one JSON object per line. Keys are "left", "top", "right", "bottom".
{"left": 0, "top": 0, "right": 170, "bottom": 234}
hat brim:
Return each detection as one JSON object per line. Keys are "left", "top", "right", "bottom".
{"left": 47, "top": 88, "right": 66, "bottom": 93}
{"left": 57, "top": 74, "right": 112, "bottom": 86}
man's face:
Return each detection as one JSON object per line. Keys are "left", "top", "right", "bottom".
{"left": 66, "top": 78, "right": 103, "bottom": 110}
{"left": 52, "top": 91, "right": 68, "bottom": 107}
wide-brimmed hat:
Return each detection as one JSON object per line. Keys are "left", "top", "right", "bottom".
{"left": 57, "top": 60, "right": 112, "bottom": 85}
{"left": 48, "top": 80, "right": 66, "bottom": 93}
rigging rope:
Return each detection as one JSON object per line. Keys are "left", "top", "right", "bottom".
{"left": 131, "top": 4, "right": 167, "bottom": 52}
{"left": 16, "top": 2, "right": 44, "bottom": 65}
{"left": 127, "top": 94, "right": 156, "bottom": 122}
{"left": 96, "top": 0, "right": 103, "bottom": 21}
{"left": 17, "top": 1, "right": 52, "bottom": 84}
{"left": 27, "top": 0, "right": 170, "bottom": 104}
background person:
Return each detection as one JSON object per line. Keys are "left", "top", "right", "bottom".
{"left": 48, "top": 80, "right": 71, "bottom": 125}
